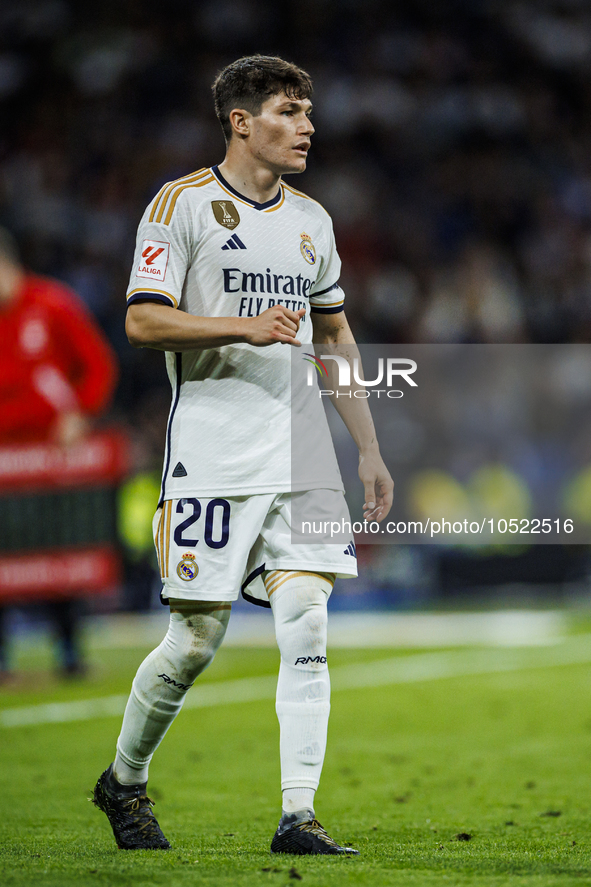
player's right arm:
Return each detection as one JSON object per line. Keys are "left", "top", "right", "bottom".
{"left": 126, "top": 301, "right": 306, "bottom": 350}
{"left": 126, "top": 181, "right": 305, "bottom": 350}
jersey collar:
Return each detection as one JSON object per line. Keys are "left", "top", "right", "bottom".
{"left": 211, "top": 165, "right": 283, "bottom": 211}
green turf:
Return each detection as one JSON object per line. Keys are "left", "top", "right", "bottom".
{"left": 2, "top": 625, "right": 591, "bottom": 885}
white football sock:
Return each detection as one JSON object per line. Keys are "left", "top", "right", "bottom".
{"left": 267, "top": 571, "right": 334, "bottom": 812}
{"left": 282, "top": 787, "right": 316, "bottom": 815}
{"left": 113, "top": 600, "right": 230, "bottom": 785}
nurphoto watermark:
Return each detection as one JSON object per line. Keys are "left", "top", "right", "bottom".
{"left": 291, "top": 344, "right": 591, "bottom": 545}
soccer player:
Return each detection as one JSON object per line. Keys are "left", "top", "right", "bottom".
{"left": 93, "top": 56, "right": 393, "bottom": 855}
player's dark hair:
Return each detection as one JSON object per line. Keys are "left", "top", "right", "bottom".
{"left": 212, "top": 55, "right": 313, "bottom": 143}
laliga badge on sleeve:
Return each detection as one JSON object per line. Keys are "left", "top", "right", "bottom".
{"left": 137, "top": 240, "right": 170, "bottom": 281}
{"left": 177, "top": 552, "right": 198, "bottom": 581}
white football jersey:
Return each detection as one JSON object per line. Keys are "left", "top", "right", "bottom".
{"left": 126, "top": 165, "right": 346, "bottom": 501}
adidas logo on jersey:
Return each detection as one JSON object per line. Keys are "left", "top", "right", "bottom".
{"left": 172, "top": 462, "right": 187, "bottom": 477}
{"left": 344, "top": 542, "right": 356, "bottom": 557}
{"left": 221, "top": 233, "right": 247, "bottom": 250}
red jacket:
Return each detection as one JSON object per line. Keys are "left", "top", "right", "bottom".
{"left": 0, "top": 274, "right": 118, "bottom": 442}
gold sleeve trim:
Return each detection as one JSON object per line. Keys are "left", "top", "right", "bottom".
{"left": 149, "top": 168, "right": 208, "bottom": 223}
{"left": 126, "top": 288, "right": 179, "bottom": 308}
{"left": 309, "top": 298, "right": 344, "bottom": 308}
{"left": 162, "top": 175, "right": 214, "bottom": 225}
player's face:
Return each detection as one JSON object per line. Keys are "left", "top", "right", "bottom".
{"left": 247, "top": 93, "right": 314, "bottom": 175}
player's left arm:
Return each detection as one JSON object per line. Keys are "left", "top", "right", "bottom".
{"left": 312, "top": 310, "right": 394, "bottom": 522}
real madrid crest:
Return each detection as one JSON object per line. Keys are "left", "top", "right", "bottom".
{"left": 300, "top": 232, "right": 316, "bottom": 265}
{"left": 212, "top": 200, "right": 240, "bottom": 230}
{"left": 177, "top": 551, "right": 198, "bottom": 581}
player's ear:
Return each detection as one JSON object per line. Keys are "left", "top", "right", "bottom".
{"left": 228, "top": 108, "right": 251, "bottom": 140}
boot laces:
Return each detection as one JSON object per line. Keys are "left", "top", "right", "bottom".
{"left": 122, "top": 795, "right": 160, "bottom": 835}
{"left": 296, "top": 819, "right": 339, "bottom": 846}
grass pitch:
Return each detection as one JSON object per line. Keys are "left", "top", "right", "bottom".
{"left": 2, "top": 617, "right": 591, "bottom": 886}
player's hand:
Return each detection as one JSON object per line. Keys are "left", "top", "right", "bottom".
{"left": 359, "top": 450, "right": 394, "bottom": 522}
{"left": 242, "top": 306, "right": 306, "bottom": 347}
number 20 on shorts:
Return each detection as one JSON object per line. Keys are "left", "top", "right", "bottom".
{"left": 174, "top": 498, "right": 231, "bottom": 549}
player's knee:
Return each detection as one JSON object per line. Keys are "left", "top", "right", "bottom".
{"left": 177, "top": 637, "right": 216, "bottom": 674}
{"left": 275, "top": 599, "right": 328, "bottom": 664}
{"left": 296, "top": 589, "right": 328, "bottom": 633}
{"left": 297, "top": 605, "right": 328, "bottom": 650}
{"left": 275, "top": 582, "right": 328, "bottom": 619}
{"left": 186, "top": 617, "right": 226, "bottom": 671}
{"left": 164, "top": 607, "right": 229, "bottom": 680}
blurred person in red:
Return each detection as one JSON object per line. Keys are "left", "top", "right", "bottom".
{"left": 0, "top": 226, "right": 118, "bottom": 676}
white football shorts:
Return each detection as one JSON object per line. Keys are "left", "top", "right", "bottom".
{"left": 152, "top": 489, "right": 358, "bottom": 607}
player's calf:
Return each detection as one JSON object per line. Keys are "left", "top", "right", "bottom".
{"left": 268, "top": 572, "right": 355, "bottom": 854}
{"left": 270, "top": 574, "right": 332, "bottom": 809}
{"left": 94, "top": 600, "right": 230, "bottom": 849}
{"left": 113, "top": 600, "right": 230, "bottom": 785}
